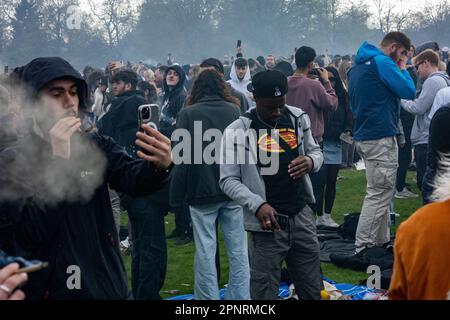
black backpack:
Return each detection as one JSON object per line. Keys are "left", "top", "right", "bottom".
{"left": 338, "top": 213, "right": 360, "bottom": 240}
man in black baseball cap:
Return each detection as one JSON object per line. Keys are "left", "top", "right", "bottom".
{"left": 220, "top": 69, "right": 324, "bottom": 299}
{"left": 247, "top": 70, "right": 288, "bottom": 125}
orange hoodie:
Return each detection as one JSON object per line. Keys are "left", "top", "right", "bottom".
{"left": 389, "top": 200, "right": 450, "bottom": 300}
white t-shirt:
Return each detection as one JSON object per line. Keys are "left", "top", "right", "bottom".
{"left": 429, "top": 87, "right": 450, "bottom": 120}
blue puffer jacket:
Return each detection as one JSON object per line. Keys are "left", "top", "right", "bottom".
{"left": 348, "top": 42, "right": 416, "bottom": 141}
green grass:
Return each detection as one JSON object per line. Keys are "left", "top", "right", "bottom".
{"left": 121, "top": 169, "right": 423, "bottom": 298}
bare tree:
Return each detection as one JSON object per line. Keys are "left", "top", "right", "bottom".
{"left": 425, "top": 0, "right": 450, "bottom": 32}
{"left": 0, "top": 0, "right": 20, "bottom": 46}
{"left": 87, "top": 0, "right": 140, "bottom": 47}
{"left": 373, "top": 0, "right": 397, "bottom": 34}
{"left": 41, "top": 0, "right": 80, "bottom": 54}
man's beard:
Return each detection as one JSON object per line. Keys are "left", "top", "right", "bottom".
{"left": 389, "top": 51, "right": 399, "bottom": 63}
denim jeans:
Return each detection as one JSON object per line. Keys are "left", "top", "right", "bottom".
{"left": 172, "top": 203, "right": 192, "bottom": 236}
{"left": 396, "top": 125, "right": 413, "bottom": 192}
{"left": 414, "top": 144, "right": 428, "bottom": 192}
{"left": 108, "top": 187, "right": 121, "bottom": 239}
{"left": 126, "top": 196, "right": 167, "bottom": 300}
{"left": 189, "top": 201, "right": 250, "bottom": 300}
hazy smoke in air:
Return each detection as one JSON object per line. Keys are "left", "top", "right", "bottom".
{"left": 0, "top": 78, "right": 108, "bottom": 207}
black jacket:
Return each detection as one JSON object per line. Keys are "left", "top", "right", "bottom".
{"left": 422, "top": 105, "right": 450, "bottom": 204}
{"left": 98, "top": 90, "right": 147, "bottom": 159}
{"left": 170, "top": 96, "right": 241, "bottom": 207}
{"left": 323, "top": 94, "right": 351, "bottom": 141}
{"left": 0, "top": 131, "right": 169, "bottom": 299}
{"left": 161, "top": 65, "right": 187, "bottom": 138}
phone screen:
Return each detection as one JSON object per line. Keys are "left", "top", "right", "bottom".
{"left": 237, "top": 40, "right": 242, "bottom": 48}
{"left": 274, "top": 213, "right": 289, "bottom": 231}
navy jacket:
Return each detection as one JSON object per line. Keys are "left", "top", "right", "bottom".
{"left": 348, "top": 42, "right": 416, "bottom": 141}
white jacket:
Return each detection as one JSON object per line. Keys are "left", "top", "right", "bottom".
{"left": 91, "top": 87, "right": 105, "bottom": 117}
{"left": 227, "top": 62, "right": 255, "bottom": 108}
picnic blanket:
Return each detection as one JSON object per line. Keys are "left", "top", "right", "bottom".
{"left": 165, "top": 276, "right": 388, "bottom": 301}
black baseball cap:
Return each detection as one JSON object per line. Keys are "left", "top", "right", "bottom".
{"left": 247, "top": 70, "right": 288, "bottom": 98}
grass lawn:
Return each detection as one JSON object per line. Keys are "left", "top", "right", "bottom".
{"left": 121, "top": 169, "right": 423, "bottom": 299}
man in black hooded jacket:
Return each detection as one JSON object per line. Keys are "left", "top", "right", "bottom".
{"left": 160, "top": 65, "right": 187, "bottom": 138}
{"left": 98, "top": 69, "right": 146, "bottom": 157}
{"left": 98, "top": 69, "right": 170, "bottom": 300}
{"left": 159, "top": 65, "right": 193, "bottom": 245}
{"left": 0, "top": 57, "right": 172, "bottom": 300}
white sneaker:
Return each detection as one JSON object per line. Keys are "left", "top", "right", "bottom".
{"left": 395, "top": 187, "right": 419, "bottom": 199}
{"left": 355, "top": 160, "right": 366, "bottom": 171}
{"left": 120, "top": 237, "right": 130, "bottom": 249}
{"left": 323, "top": 214, "right": 340, "bottom": 227}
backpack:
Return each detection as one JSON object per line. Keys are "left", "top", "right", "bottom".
{"left": 338, "top": 213, "right": 360, "bottom": 240}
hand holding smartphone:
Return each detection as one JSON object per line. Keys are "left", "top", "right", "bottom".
{"left": 274, "top": 213, "right": 289, "bottom": 231}
{"left": 138, "top": 104, "right": 159, "bottom": 132}
{"left": 108, "top": 61, "right": 123, "bottom": 75}
{"left": 138, "top": 104, "right": 160, "bottom": 155}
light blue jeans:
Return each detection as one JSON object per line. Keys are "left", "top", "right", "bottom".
{"left": 190, "top": 201, "right": 250, "bottom": 300}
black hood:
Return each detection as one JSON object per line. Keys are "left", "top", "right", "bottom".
{"left": 163, "top": 65, "right": 187, "bottom": 97}
{"left": 12, "top": 57, "right": 88, "bottom": 110}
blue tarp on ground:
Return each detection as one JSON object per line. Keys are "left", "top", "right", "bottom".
{"left": 165, "top": 276, "right": 385, "bottom": 301}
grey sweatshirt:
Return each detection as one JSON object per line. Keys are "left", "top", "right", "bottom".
{"left": 219, "top": 106, "right": 323, "bottom": 233}
{"left": 401, "top": 72, "right": 450, "bottom": 146}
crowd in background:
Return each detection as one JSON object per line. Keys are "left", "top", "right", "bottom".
{"left": 1, "top": 33, "right": 450, "bottom": 301}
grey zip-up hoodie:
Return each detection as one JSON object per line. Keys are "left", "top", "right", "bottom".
{"left": 401, "top": 72, "right": 450, "bottom": 146}
{"left": 219, "top": 105, "right": 323, "bottom": 233}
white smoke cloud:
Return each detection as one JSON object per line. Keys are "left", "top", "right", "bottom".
{"left": 0, "top": 78, "right": 108, "bottom": 208}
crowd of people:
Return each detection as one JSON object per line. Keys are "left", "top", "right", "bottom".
{"left": 0, "top": 31, "right": 449, "bottom": 301}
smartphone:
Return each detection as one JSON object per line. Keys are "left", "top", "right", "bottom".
{"left": 237, "top": 40, "right": 242, "bottom": 48}
{"left": 15, "top": 262, "right": 49, "bottom": 274}
{"left": 138, "top": 104, "right": 159, "bottom": 156}
{"left": 274, "top": 213, "right": 289, "bottom": 231}
{"left": 138, "top": 104, "right": 159, "bottom": 132}
{"left": 4, "top": 66, "right": 8, "bottom": 74}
